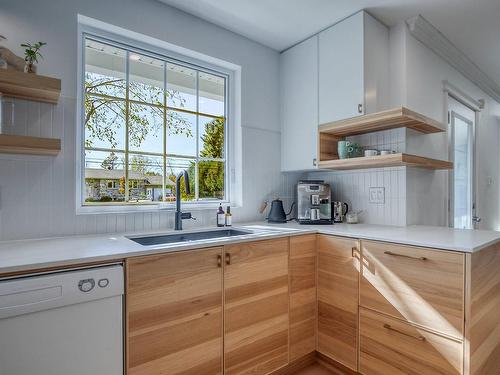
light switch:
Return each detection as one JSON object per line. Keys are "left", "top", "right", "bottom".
{"left": 369, "top": 187, "right": 385, "bottom": 204}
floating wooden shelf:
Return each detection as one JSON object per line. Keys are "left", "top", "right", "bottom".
{"left": 0, "top": 134, "right": 61, "bottom": 156}
{"left": 319, "top": 107, "right": 445, "bottom": 137}
{"left": 318, "top": 153, "right": 453, "bottom": 171}
{"left": 0, "top": 70, "right": 61, "bottom": 104}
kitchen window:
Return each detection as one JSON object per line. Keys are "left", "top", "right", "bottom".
{"left": 81, "top": 36, "right": 228, "bottom": 207}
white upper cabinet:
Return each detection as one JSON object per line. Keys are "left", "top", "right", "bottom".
{"left": 319, "top": 11, "right": 389, "bottom": 125}
{"left": 280, "top": 35, "right": 319, "bottom": 172}
{"left": 280, "top": 11, "right": 389, "bottom": 171}
{"left": 319, "top": 12, "right": 364, "bottom": 123}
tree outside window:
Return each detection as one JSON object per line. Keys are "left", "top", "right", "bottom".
{"left": 83, "top": 38, "right": 227, "bottom": 205}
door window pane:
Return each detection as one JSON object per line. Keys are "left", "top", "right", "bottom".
{"left": 453, "top": 116, "right": 472, "bottom": 229}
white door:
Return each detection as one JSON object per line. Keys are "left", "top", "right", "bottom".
{"left": 280, "top": 35, "right": 319, "bottom": 171}
{"left": 448, "top": 97, "right": 476, "bottom": 229}
{"left": 318, "top": 11, "right": 364, "bottom": 124}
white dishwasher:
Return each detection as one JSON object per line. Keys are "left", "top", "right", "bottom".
{"left": 0, "top": 264, "right": 124, "bottom": 375}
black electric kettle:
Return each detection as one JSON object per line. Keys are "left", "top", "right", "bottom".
{"left": 267, "top": 198, "right": 295, "bottom": 223}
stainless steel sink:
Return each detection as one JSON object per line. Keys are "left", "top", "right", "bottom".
{"left": 128, "top": 229, "right": 253, "bottom": 246}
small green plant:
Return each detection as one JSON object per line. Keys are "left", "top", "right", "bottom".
{"left": 21, "top": 41, "right": 46, "bottom": 64}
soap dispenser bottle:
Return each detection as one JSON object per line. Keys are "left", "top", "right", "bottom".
{"left": 217, "top": 204, "right": 225, "bottom": 227}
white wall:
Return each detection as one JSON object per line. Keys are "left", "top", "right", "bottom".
{"left": 399, "top": 23, "right": 500, "bottom": 229}
{"left": 0, "top": 0, "right": 297, "bottom": 240}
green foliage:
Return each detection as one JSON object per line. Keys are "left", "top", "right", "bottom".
{"left": 21, "top": 41, "right": 46, "bottom": 63}
{"left": 199, "top": 118, "right": 224, "bottom": 199}
{"left": 84, "top": 72, "right": 192, "bottom": 149}
{"left": 101, "top": 152, "right": 119, "bottom": 170}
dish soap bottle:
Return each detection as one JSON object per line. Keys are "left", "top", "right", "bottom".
{"left": 225, "top": 206, "right": 232, "bottom": 226}
{"left": 217, "top": 204, "right": 225, "bottom": 227}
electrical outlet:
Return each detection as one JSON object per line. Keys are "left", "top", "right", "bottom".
{"left": 369, "top": 187, "right": 385, "bottom": 204}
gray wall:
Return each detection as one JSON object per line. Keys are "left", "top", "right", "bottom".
{"left": 0, "top": 0, "right": 297, "bottom": 240}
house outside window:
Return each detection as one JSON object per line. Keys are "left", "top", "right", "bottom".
{"left": 81, "top": 35, "right": 228, "bottom": 207}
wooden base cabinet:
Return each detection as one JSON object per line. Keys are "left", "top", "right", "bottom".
{"left": 289, "top": 235, "right": 317, "bottom": 360}
{"left": 126, "top": 248, "right": 224, "bottom": 375}
{"left": 224, "top": 238, "right": 290, "bottom": 375}
{"left": 317, "top": 235, "right": 360, "bottom": 371}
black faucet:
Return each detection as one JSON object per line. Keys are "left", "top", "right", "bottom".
{"left": 175, "top": 170, "right": 195, "bottom": 230}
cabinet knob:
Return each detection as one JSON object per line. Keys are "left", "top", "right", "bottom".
{"left": 217, "top": 254, "right": 222, "bottom": 268}
{"left": 225, "top": 252, "right": 231, "bottom": 265}
{"left": 358, "top": 103, "right": 363, "bottom": 114}
{"left": 312, "top": 158, "right": 317, "bottom": 167}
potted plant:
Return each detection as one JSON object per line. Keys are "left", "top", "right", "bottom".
{"left": 21, "top": 41, "right": 46, "bottom": 73}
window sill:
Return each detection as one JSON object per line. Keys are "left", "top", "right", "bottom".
{"left": 77, "top": 201, "right": 234, "bottom": 215}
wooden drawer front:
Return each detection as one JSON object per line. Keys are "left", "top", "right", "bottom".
{"left": 360, "top": 308, "right": 463, "bottom": 375}
{"left": 317, "top": 235, "right": 359, "bottom": 371}
{"left": 289, "top": 234, "right": 317, "bottom": 361}
{"left": 360, "top": 240, "right": 464, "bottom": 339}
{"left": 224, "top": 238, "right": 289, "bottom": 375}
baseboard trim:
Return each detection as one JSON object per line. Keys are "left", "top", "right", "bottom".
{"left": 316, "top": 352, "right": 359, "bottom": 374}
{"left": 269, "top": 351, "right": 359, "bottom": 375}
{"left": 270, "top": 352, "right": 317, "bottom": 374}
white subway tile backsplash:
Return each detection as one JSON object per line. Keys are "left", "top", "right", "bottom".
{"left": 307, "top": 166, "right": 407, "bottom": 226}
{"left": 0, "top": 97, "right": 301, "bottom": 241}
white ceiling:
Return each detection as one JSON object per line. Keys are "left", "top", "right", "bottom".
{"left": 157, "top": 0, "right": 500, "bottom": 87}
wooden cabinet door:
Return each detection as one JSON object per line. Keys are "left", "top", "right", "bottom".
{"left": 126, "top": 248, "right": 223, "bottom": 375}
{"left": 289, "top": 234, "right": 317, "bottom": 360}
{"left": 317, "top": 235, "right": 360, "bottom": 371}
{"left": 224, "top": 238, "right": 289, "bottom": 375}
{"left": 280, "top": 35, "right": 319, "bottom": 171}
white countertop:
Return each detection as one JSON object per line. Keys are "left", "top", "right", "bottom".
{"left": 0, "top": 222, "right": 499, "bottom": 275}
{"left": 263, "top": 221, "right": 500, "bottom": 253}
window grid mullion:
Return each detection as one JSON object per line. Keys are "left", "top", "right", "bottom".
{"left": 124, "top": 51, "right": 130, "bottom": 202}
{"left": 163, "top": 61, "right": 167, "bottom": 202}
{"left": 195, "top": 71, "right": 200, "bottom": 201}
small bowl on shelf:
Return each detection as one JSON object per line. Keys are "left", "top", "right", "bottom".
{"left": 364, "top": 149, "right": 379, "bottom": 157}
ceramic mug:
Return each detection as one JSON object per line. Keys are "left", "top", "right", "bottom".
{"left": 337, "top": 140, "right": 351, "bottom": 159}
{"left": 347, "top": 142, "right": 362, "bottom": 158}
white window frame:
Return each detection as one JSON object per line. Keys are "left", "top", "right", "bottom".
{"left": 76, "top": 15, "right": 242, "bottom": 214}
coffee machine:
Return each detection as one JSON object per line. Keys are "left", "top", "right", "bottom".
{"left": 297, "top": 180, "right": 332, "bottom": 224}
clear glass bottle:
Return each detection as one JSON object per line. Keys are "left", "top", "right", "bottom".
{"left": 225, "top": 206, "right": 232, "bottom": 226}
